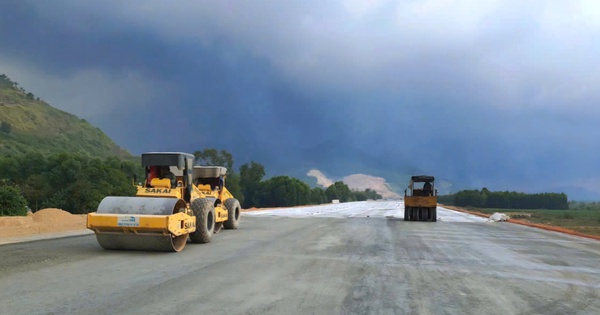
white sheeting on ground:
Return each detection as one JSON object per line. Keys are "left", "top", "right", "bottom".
{"left": 244, "top": 201, "right": 488, "bottom": 223}
{"left": 488, "top": 212, "right": 510, "bottom": 222}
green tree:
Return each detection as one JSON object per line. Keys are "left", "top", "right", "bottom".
{"left": 0, "top": 152, "right": 137, "bottom": 214}
{"left": 326, "top": 181, "right": 354, "bottom": 202}
{"left": 194, "top": 149, "right": 234, "bottom": 173}
{"left": 437, "top": 193, "right": 455, "bottom": 205}
{"left": 225, "top": 172, "right": 244, "bottom": 206}
{"left": 19, "top": 174, "right": 52, "bottom": 211}
{"left": 239, "top": 161, "right": 265, "bottom": 207}
{"left": 256, "top": 176, "right": 310, "bottom": 207}
{"left": 309, "top": 187, "right": 327, "bottom": 204}
{"left": 0, "top": 184, "right": 28, "bottom": 216}
{"left": 0, "top": 121, "right": 12, "bottom": 134}
{"left": 353, "top": 188, "right": 382, "bottom": 201}
{"left": 454, "top": 189, "right": 486, "bottom": 207}
{"left": 450, "top": 188, "right": 568, "bottom": 210}
{"left": 0, "top": 74, "right": 13, "bottom": 88}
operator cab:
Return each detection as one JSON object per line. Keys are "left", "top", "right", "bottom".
{"left": 193, "top": 166, "right": 227, "bottom": 192}
{"left": 141, "top": 152, "right": 195, "bottom": 202}
{"left": 405, "top": 175, "right": 436, "bottom": 197}
{"left": 146, "top": 165, "right": 182, "bottom": 188}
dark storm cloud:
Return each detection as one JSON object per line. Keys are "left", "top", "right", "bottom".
{"left": 1, "top": 0, "right": 600, "bottom": 199}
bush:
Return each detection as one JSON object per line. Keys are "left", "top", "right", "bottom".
{"left": 326, "top": 181, "right": 354, "bottom": 203}
{"left": 0, "top": 185, "right": 28, "bottom": 216}
{"left": 255, "top": 176, "right": 311, "bottom": 207}
{"left": 0, "top": 121, "right": 12, "bottom": 134}
{"left": 309, "top": 187, "right": 328, "bottom": 204}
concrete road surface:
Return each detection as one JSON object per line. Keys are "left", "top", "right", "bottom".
{"left": 1, "top": 201, "right": 600, "bottom": 315}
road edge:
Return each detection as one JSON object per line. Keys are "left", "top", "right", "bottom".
{"left": 0, "top": 229, "right": 94, "bottom": 246}
{"left": 441, "top": 204, "right": 600, "bottom": 241}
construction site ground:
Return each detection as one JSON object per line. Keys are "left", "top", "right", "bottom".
{"left": 1, "top": 201, "right": 600, "bottom": 315}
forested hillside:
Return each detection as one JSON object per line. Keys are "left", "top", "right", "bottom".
{"left": 0, "top": 74, "right": 130, "bottom": 158}
{"left": 0, "top": 153, "right": 139, "bottom": 214}
{"left": 0, "top": 75, "right": 381, "bottom": 216}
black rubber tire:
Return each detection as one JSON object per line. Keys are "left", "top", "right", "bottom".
{"left": 432, "top": 208, "right": 437, "bottom": 222}
{"left": 223, "top": 198, "right": 241, "bottom": 230}
{"left": 189, "top": 198, "right": 215, "bottom": 243}
{"left": 404, "top": 208, "right": 409, "bottom": 221}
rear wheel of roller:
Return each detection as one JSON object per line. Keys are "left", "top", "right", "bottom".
{"left": 223, "top": 198, "right": 241, "bottom": 230}
{"left": 190, "top": 198, "right": 215, "bottom": 243}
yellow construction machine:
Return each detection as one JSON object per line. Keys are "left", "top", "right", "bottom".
{"left": 87, "top": 152, "right": 241, "bottom": 252}
{"left": 404, "top": 175, "right": 437, "bottom": 222}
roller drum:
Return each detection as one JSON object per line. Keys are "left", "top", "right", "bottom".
{"left": 95, "top": 234, "right": 188, "bottom": 252}
{"left": 94, "top": 196, "right": 188, "bottom": 252}
{"left": 97, "top": 196, "right": 185, "bottom": 215}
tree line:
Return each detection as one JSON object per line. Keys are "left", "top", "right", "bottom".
{"left": 0, "top": 152, "right": 139, "bottom": 215}
{"left": 195, "top": 149, "right": 382, "bottom": 209}
{"left": 0, "top": 149, "right": 381, "bottom": 215}
{"left": 438, "top": 188, "right": 568, "bottom": 210}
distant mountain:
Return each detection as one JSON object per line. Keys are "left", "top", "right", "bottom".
{"left": 306, "top": 168, "right": 402, "bottom": 199}
{"left": 0, "top": 74, "right": 130, "bottom": 158}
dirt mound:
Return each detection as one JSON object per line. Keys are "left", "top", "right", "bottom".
{"left": 0, "top": 208, "right": 86, "bottom": 238}
{"left": 0, "top": 216, "right": 32, "bottom": 228}
{"left": 343, "top": 174, "right": 401, "bottom": 199}
{"left": 32, "top": 208, "right": 77, "bottom": 223}
{"left": 307, "top": 169, "right": 334, "bottom": 187}
{"left": 307, "top": 169, "right": 401, "bottom": 199}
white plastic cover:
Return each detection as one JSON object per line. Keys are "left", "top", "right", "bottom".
{"left": 488, "top": 212, "right": 510, "bottom": 222}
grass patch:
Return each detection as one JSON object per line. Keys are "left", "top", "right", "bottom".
{"left": 463, "top": 207, "right": 600, "bottom": 236}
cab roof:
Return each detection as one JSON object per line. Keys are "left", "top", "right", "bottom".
{"left": 141, "top": 152, "right": 195, "bottom": 168}
{"left": 411, "top": 175, "right": 435, "bottom": 182}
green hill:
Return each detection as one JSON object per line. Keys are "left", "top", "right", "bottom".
{"left": 0, "top": 74, "right": 130, "bottom": 158}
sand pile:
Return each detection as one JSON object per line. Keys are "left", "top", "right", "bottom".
{"left": 32, "top": 208, "right": 78, "bottom": 223}
{"left": 0, "top": 208, "right": 87, "bottom": 238}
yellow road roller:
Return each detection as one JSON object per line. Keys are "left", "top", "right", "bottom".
{"left": 404, "top": 175, "right": 437, "bottom": 222}
{"left": 87, "top": 152, "right": 241, "bottom": 252}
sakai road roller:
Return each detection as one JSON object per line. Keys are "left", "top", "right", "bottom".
{"left": 404, "top": 175, "right": 437, "bottom": 222}
{"left": 86, "top": 152, "right": 241, "bottom": 252}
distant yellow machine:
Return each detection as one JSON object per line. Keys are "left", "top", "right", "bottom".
{"left": 87, "top": 152, "right": 241, "bottom": 252}
{"left": 404, "top": 175, "right": 437, "bottom": 222}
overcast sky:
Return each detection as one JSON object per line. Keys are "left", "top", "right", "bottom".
{"left": 1, "top": 1, "right": 599, "bottom": 198}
